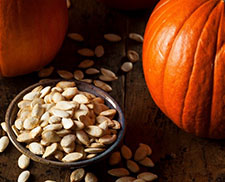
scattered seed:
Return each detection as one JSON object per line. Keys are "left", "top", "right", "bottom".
{"left": 139, "top": 143, "right": 152, "bottom": 156}
{"left": 62, "top": 152, "right": 83, "bottom": 162}
{"left": 18, "top": 154, "right": 30, "bottom": 169}
{"left": 127, "top": 160, "right": 140, "bottom": 173}
{"left": 95, "top": 45, "right": 104, "bottom": 58}
{"left": 66, "top": 0, "right": 71, "bottom": 8}
{"left": 107, "top": 168, "right": 129, "bottom": 177}
{"left": 109, "top": 151, "right": 121, "bottom": 165}
{"left": 133, "top": 179, "right": 145, "bottom": 182}
{"left": 99, "top": 75, "right": 117, "bottom": 82}
{"left": 38, "top": 66, "right": 54, "bottom": 78}
{"left": 138, "top": 157, "right": 154, "bottom": 167}
{"left": 77, "top": 48, "right": 95, "bottom": 57}
{"left": 134, "top": 145, "right": 148, "bottom": 161}
{"left": 0, "top": 136, "right": 9, "bottom": 152}
{"left": 128, "top": 33, "right": 144, "bottom": 43}
{"left": 78, "top": 60, "right": 95, "bottom": 69}
{"left": 18, "top": 170, "right": 30, "bottom": 182}
{"left": 85, "top": 68, "right": 100, "bottom": 75}
{"left": 137, "top": 172, "right": 158, "bottom": 181}
{"left": 81, "top": 79, "right": 93, "bottom": 84}
{"left": 70, "top": 168, "right": 85, "bottom": 182}
{"left": 1, "top": 122, "right": 8, "bottom": 132}
{"left": 121, "top": 62, "right": 133, "bottom": 72}
{"left": 121, "top": 145, "right": 132, "bottom": 160}
{"left": 57, "top": 70, "right": 74, "bottom": 79}
{"left": 104, "top": 33, "right": 121, "bottom": 42}
{"left": 127, "top": 50, "right": 139, "bottom": 63}
{"left": 67, "top": 33, "right": 84, "bottom": 42}
{"left": 101, "top": 68, "right": 117, "bottom": 78}
{"left": 85, "top": 172, "right": 98, "bottom": 182}
{"left": 74, "top": 70, "right": 84, "bottom": 80}
{"left": 116, "top": 176, "right": 136, "bottom": 182}
{"left": 93, "top": 80, "right": 112, "bottom": 92}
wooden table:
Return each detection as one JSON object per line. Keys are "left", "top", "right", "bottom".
{"left": 0, "top": 0, "right": 225, "bottom": 181}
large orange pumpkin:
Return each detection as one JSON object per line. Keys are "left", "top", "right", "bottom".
{"left": 0, "top": 0, "right": 68, "bottom": 77}
{"left": 98, "top": 0, "right": 158, "bottom": 10}
{"left": 143, "top": 0, "right": 225, "bottom": 138}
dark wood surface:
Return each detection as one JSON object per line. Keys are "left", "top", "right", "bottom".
{"left": 1, "top": 0, "right": 225, "bottom": 181}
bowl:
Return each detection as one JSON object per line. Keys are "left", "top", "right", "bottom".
{"left": 5, "top": 79, "right": 126, "bottom": 168}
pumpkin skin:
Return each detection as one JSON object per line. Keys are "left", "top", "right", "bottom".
{"left": 0, "top": 0, "right": 68, "bottom": 77}
{"left": 143, "top": 0, "right": 225, "bottom": 138}
{"left": 98, "top": 0, "right": 158, "bottom": 10}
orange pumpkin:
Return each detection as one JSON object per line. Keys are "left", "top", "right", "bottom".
{"left": 98, "top": 0, "right": 158, "bottom": 10}
{"left": 143, "top": 0, "right": 225, "bottom": 138}
{"left": 0, "top": 0, "right": 68, "bottom": 77}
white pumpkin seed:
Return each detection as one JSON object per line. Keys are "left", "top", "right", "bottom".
{"left": 42, "top": 143, "right": 58, "bottom": 158}
{"left": 116, "top": 176, "right": 136, "bottom": 182}
{"left": 56, "top": 129, "right": 71, "bottom": 137}
{"left": 17, "top": 132, "right": 33, "bottom": 143}
{"left": 85, "top": 68, "right": 99, "bottom": 75}
{"left": 51, "top": 86, "right": 63, "bottom": 93}
{"left": 60, "top": 134, "right": 76, "bottom": 147}
{"left": 127, "top": 160, "right": 140, "bottom": 173}
{"left": 138, "top": 157, "right": 154, "bottom": 167}
{"left": 0, "top": 136, "right": 9, "bottom": 152}
{"left": 18, "top": 170, "right": 30, "bottom": 182}
{"left": 77, "top": 48, "right": 94, "bottom": 57}
{"left": 98, "top": 134, "right": 117, "bottom": 145}
{"left": 84, "top": 172, "right": 98, "bottom": 182}
{"left": 121, "top": 62, "right": 133, "bottom": 72}
{"left": 54, "top": 151, "right": 64, "bottom": 161}
{"left": 51, "top": 109, "right": 70, "bottom": 118}
{"left": 62, "top": 118, "right": 74, "bottom": 129}
{"left": 28, "top": 142, "right": 44, "bottom": 155}
{"left": 104, "top": 33, "right": 121, "bottom": 42}
{"left": 127, "top": 50, "right": 139, "bottom": 62}
{"left": 78, "top": 59, "right": 94, "bottom": 68}
{"left": 40, "top": 86, "right": 51, "bottom": 98}
{"left": 43, "top": 123, "right": 63, "bottom": 131}
{"left": 30, "top": 126, "right": 42, "bottom": 138}
{"left": 38, "top": 66, "right": 54, "bottom": 78}
{"left": 18, "top": 154, "right": 30, "bottom": 169}
{"left": 74, "top": 70, "right": 84, "bottom": 80}
{"left": 85, "top": 126, "right": 103, "bottom": 137}
{"left": 63, "top": 142, "right": 76, "bottom": 154}
{"left": 89, "top": 143, "right": 105, "bottom": 148}
{"left": 31, "top": 103, "right": 44, "bottom": 118}
{"left": 42, "top": 130, "right": 61, "bottom": 143}
{"left": 107, "top": 168, "right": 129, "bottom": 177}
{"left": 86, "top": 153, "right": 97, "bottom": 159}
{"left": 70, "top": 168, "right": 85, "bottom": 182}
{"left": 74, "top": 109, "right": 88, "bottom": 120}
{"left": 23, "top": 117, "right": 39, "bottom": 130}
{"left": 67, "top": 33, "right": 84, "bottom": 42}
{"left": 99, "top": 109, "right": 116, "bottom": 119}
{"left": 18, "top": 100, "right": 31, "bottom": 109}
{"left": 95, "top": 45, "right": 104, "bottom": 58}
{"left": 76, "top": 130, "right": 90, "bottom": 146}
{"left": 74, "top": 120, "right": 85, "bottom": 130}
{"left": 121, "top": 145, "right": 132, "bottom": 160}
{"left": 32, "top": 85, "right": 43, "bottom": 93}
{"left": 129, "top": 33, "right": 143, "bottom": 43}
{"left": 23, "top": 92, "right": 40, "bottom": 101}
{"left": 134, "top": 145, "right": 148, "bottom": 161}
{"left": 73, "top": 94, "right": 89, "bottom": 104}
{"left": 56, "top": 81, "right": 75, "bottom": 89}
{"left": 84, "top": 147, "right": 105, "bottom": 154}
{"left": 57, "top": 70, "right": 74, "bottom": 79}
{"left": 137, "top": 172, "right": 158, "bottom": 181}
{"left": 45, "top": 180, "right": 56, "bottom": 182}
{"left": 62, "top": 152, "right": 83, "bottom": 162}
{"left": 109, "top": 151, "right": 121, "bottom": 165}
{"left": 49, "top": 116, "right": 61, "bottom": 124}
{"left": 52, "top": 92, "right": 65, "bottom": 103}
{"left": 1, "top": 122, "right": 8, "bottom": 132}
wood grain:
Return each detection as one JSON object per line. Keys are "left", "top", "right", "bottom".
{"left": 0, "top": 0, "right": 225, "bottom": 182}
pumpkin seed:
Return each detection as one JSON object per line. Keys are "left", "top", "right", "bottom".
{"left": 56, "top": 81, "right": 75, "bottom": 89}
{"left": 1, "top": 122, "right": 8, "bottom": 132}
{"left": 42, "top": 143, "right": 58, "bottom": 158}
{"left": 60, "top": 134, "right": 76, "bottom": 147}
{"left": 62, "top": 152, "right": 83, "bottom": 162}
{"left": 0, "top": 136, "right": 9, "bottom": 152}
{"left": 116, "top": 176, "right": 136, "bottom": 182}
{"left": 85, "top": 125, "right": 103, "bottom": 137}
{"left": 51, "top": 86, "right": 63, "bottom": 93}
{"left": 74, "top": 109, "right": 89, "bottom": 119}
{"left": 74, "top": 70, "right": 84, "bottom": 80}
{"left": 112, "top": 120, "right": 121, "bottom": 129}
{"left": 84, "top": 172, "right": 98, "bottom": 182}
{"left": 107, "top": 168, "right": 129, "bottom": 177}
{"left": 93, "top": 102, "right": 108, "bottom": 115}
{"left": 49, "top": 116, "right": 61, "bottom": 124}
{"left": 51, "top": 109, "right": 70, "bottom": 118}
{"left": 104, "top": 33, "right": 121, "bottom": 42}
{"left": 79, "top": 115, "right": 94, "bottom": 126}
{"left": 138, "top": 157, "right": 154, "bottom": 167}
{"left": 17, "top": 132, "right": 33, "bottom": 143}
{"left": 89, "top": 142, "right": 105, "bottom": 148}
{"left": 43, "top": 124, "right": 63, "bottom": 131}
{"left": 137, "top": 172, "right": 158, "bottom": 181}
{"left": 62, "top": 87, "right": 79, "bottom": 100}
{"left": 76, "top": 130, "right": 90, "bottom": 146}
{"left": 127, "top": 160, "right": 140, "bottom": 173}
{"left": 66, "top": 0, "right": 71, "bottom": 8}
{"left": 45, "top": 180, "right": 56, "bottom": 182}
{"left": 62, "top": 118, "right": 74, "bottom": 129}
{"left": 52, "top": 92, "right": 65, "bottom": 103}
{"left": 70, "top": 168, "right": 85, "bottom": 182}
{"left": 127, "top": 50, "right": 139, "bottom": 62}
{"left": 18, "top": 154, "right": 30, "bottom": 169}
{"left": 23, "top": 92, "right": 40, "bottom": 101}
{"left": 54, "top": 151, "right": 64, "bottom": 161}
{"left": 30, "top": 126, "right": 42, "bottom": 138}
{"left": 121, "top": 145, "right": 132, "bottom": 160}
{"left": 57, "top": 70, "right": 74, "bottom": 79}
{"left": 85, "top": 68, "right": 100, "bottom": 75}
{"left": 18, "top": 170, "right": 30, "bottom": 182}
{"left": 93, "top": 80, "right": 112, "bottom": 92}
{"left": 28, "top": 142, "right": 44, "bottom": 155}
{"left": 73, "top": 94, "right": 89, "bottom": 104}
{"left": 38, "top": 66, "right": 54, "bottom": 78}
{"left": 99, "top": 75, "right": 117, "bottom": 82}
{"left": 99, "top": 109, "right": 116, "bottom": 119}
{"left": 109, "top": 151, "right": 121, "bottom": 165}
{"left": 98, "top": 121, "right": 108, "bottom": 131}
{"left": 134, "top": 145, "right": 148, "bottom": 161}
{"left": 100, "top": 68, "right": 117, "bottom": 79}
{"left": 23, "top": 117, "right": 39, "bottom": 130}
{"left": 77, "top": 48, "right": 95, "bottom": 57}
{"left": 56, "top": 129, "right": 71, "bottom": 137}
{"left": 31, "top": 103, "right": 44, "bottom": 118}
{"left": 95, "top": 45, "right": 104, "bottom": 58}
{"left": 86, "top": 153, "right": 97, "bottom": 159}
{"left": 128, "top": 33, "right": 143, "bottom": 43}
{"left": 121, "top": 62, "right": 133, "bottom": 72}
{"left": 133, "top": 179, "right": 145, "bottom": 182}
{"left": 18, "top": 100, "right": 31, "bottom": 109}
{"left": 98, "top": 134, "right": 117, "bottom": 145}
{"left": 74, "top": 120, "right": 85, "bottom": 130}
{"left": 84, "top": 147, "right": 105, "bottom": 154}
{"left": 63, "top": 142, "right": 76, "bottom": 154}
{"left": 139, "top": 143, "right": 152, "bottom": 156}
{"left": 42, "top": 130, "right": 61, "bottom": 143}
{"left": 81, "top": 79, "right": 93, "bottom": 83}
{"left": 67, "top": 33, "right": 84, "bottom": 42}
{"left": 78, "top": 59, "right": 94, "bottom": 68}
{"left": 40, "top": 86, "right": 51, "bottom": 98}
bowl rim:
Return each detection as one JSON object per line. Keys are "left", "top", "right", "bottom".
{"left": 5, "top": 79, "right": 126, "bottom": 168}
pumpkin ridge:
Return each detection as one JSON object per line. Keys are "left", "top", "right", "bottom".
{"left": 161, "top": 0, "right": 216, "bottom": 121}
{"left": 180, "top": 2, "right": 221, "bottom": 136}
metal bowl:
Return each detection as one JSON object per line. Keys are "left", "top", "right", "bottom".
{"left": 5, "top": 79, "right": 126, "bottom": 168}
